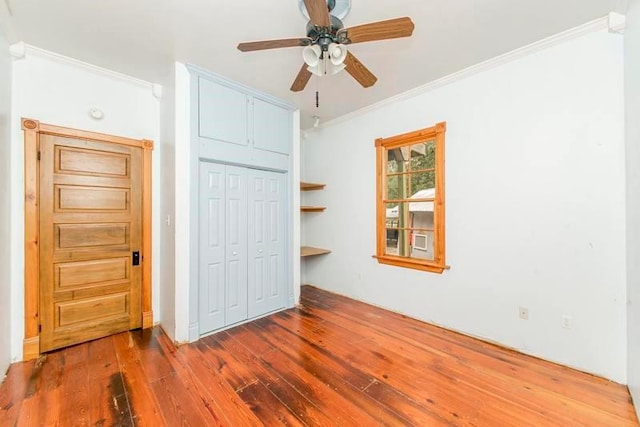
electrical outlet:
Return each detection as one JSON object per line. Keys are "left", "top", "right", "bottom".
{"left": 562, "top": 315, "right": 572, "bottom": 329}
{"left": 519, "top": 307, "right": 529, "bottom": 320}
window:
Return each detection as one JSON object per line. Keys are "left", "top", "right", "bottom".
{"left": 375, "top": 122, "right": 447, "bottom": 273}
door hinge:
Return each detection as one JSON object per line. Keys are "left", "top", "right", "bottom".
{"left": 38, "top": 324, "right": 41, "bottom": 333}
{"left": 37, "top": 151, "right": 41, "bottom": 161}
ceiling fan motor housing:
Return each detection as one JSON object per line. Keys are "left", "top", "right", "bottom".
{"left": 306, "top": 15, "right": 345, "bottom": 51}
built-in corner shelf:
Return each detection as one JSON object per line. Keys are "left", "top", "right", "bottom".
{"left": 301, "top": 206, "right": 326, "bottom": 212}
{"left": 300, "top": 181, "right": 330, "bottom": 259}
{"left": 301, "top": 246, "right": 332, "bottom": 257}
{"left": 301, "top": 182, "right": 326, "bottom": 191}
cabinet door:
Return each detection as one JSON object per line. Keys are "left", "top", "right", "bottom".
{"left": 199, "top": 77, "right": 249, "bottom": 146}
{"left": 199, "top": 162, "right": 226, "bottom": 333}
{"left": 253, "top": 98, "right": 291, "bottom": 155}
{"left": 225, "top": 166, "right": 248, "bottom": 325}
{"left": 248, "top": 169, "right": 286, "bottom": 317}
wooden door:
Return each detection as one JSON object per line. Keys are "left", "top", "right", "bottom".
{"left": 39, "top": 134, "right": 143, "bottom": 352}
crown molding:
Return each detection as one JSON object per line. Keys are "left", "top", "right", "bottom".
{"left": 9, "top": 40, "right": 24, "bottom": 59}
{"left": 312, "top": 16, "right": 611, "bottom": 132}
{"left": 608, "top": 11, "right": 626, "bottom": 33}
{"left": 152, "top": 83, "right": 163, "bottom": 99}
{"left": 12, "top": 43, "right": 158, "bottom": 93}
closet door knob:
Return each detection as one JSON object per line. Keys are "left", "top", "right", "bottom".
{"left": 232, "top": 251, "right": 238, "bottom": 256}
{"left": 259, "top": 249, "right": 263, "bottom": 253}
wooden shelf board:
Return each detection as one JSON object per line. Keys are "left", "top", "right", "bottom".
{"left": 300, "top": 182, "right": 326, "bottom": 191}
{"left": 301, "top": 206, "right": 326, "bottom": 212}
{"left": 301, "top": 246, "right": 331, "bottom": 257}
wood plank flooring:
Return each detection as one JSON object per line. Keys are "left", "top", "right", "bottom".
{"left": 1, "top": 285, "right": 638, "bottom": 426}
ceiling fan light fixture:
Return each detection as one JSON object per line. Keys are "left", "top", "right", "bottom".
{"left": 327, "top": 61, "right": 345, "bottom": 75}
{"left": 328, "top": 43, "right": 347, "bottom": 65}
{"left": 307, "top": 62, "right": 324, "bottom": 76}
{"left": 302, "top": 44, "right": 322, "bottom": 67}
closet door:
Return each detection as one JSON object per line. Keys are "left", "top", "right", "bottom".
{"left": 248, "top": 169, "right": 286, "bottom": 317}
{"left": 225, "top": 166, "right": 248, "bottom": 325}
{"left": 199, "top": 162, "right": 226, "bottom": 332}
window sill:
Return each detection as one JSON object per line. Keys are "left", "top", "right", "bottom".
{"left": 373, "top": 255, "right": 449, "bottom": 274}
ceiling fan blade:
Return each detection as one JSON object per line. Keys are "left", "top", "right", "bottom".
{"left": 237, "top": 38, "right": 311, "bottom": 52}
{"left": 304, "top": 0, "right": 331, "bottom": 27}
{"left": 344, "top": 52, "right": 377, "bottom": 88}
{"left": 340, "top": 17, "right": 415, "bottom": 44}
{"left": 291, "top": 64, "right": 313, "bottom": 92}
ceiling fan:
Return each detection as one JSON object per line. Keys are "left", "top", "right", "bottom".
{"left": 237, "top": 0, "right": 415, "bottom": 92}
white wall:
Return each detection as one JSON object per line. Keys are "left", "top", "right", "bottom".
{"left": 173, "top": 62, "right": 192, "bottom": 343}
{"left": 10, "top": 47, "right": 161, "bottom": 361}
{"left": 0, "top": 25, "right": 13, "bottom": 377}
{"left": 626, "top": 0, "right": 640, "bottom": 415}
{"left": 159, "top": 66, "right": 176, "bottom": 342}
{"left": 302, "top": 28, "right": 627, "bottom": 382}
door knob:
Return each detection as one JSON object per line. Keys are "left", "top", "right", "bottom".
{"left": 259, "top": 249, "right": 263, "bottom": 253}
{"left": 233, "top": 251, "right": 238, "bottom": 256}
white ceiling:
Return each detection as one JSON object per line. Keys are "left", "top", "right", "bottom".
{"left": 2, "top": 0, "right": 626, "bottom": 128}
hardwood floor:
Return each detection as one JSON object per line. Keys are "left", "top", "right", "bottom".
{"left": 1, "top": 285, "right": 638, "bottom": 426}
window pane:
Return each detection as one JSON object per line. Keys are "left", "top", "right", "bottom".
{"left": 386, "top": 175, "right": 403, "bottom": 200}
{"left": 410, "top": 231, "right": 435, "bottom": 261}
{"left": 386, "top": 229, "right": 411, "bottom": 257}
{"left": 385, "top": 228, "right": 400, "bottom": 255}
{"left": 410, "top": 171, "right": 436, "bottom": 195}
{"left": 385, "top": 204, "right": 399, "bottom": 231}
{"left": 386, "top": 202, "right": 410, "bottom": 229}
{"left": 387, "top": 149, "right": 401, "bottom": 173}
{"left": 409, "top": 140, "right": 436, "bottom": 171}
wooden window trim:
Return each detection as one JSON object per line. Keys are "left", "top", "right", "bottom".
{"left": 375, "top": 121, "right": 447, "bottom": 274}
{"left": 21, "top": 118, "right": 154, "bottom": 361}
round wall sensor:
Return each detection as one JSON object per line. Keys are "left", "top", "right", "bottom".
{"left": 298, "top": 0, "right": 351, "bottom": 20}
{"left": 89, "top": 108, "right": 104, "bottom": 120}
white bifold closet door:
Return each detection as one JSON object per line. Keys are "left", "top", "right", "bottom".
{"left": 247, "top": 168, "right": 286, "bottom": 318}
{"left": 199, "top": 161, "right": 286, "bottom": 335}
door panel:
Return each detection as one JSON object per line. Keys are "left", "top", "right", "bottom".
{"left": 199, "top": 162, "right": 226, "bottom": 332}
{"left": 56, "top": 258, "right": 129, "bottom": 290}
{"left": 56, "top": 146, "right": 129, "bottom": 177}
{"left": 253, "top": 98, "right": 291, "bottom": 155}
{"left": 198, "top": 77, "right": 249, "bottom": 146}
{"left": 265, "top": 172, "right": 286, "bottom": 312}
{"left": 57, "top": 293, "right": 129, "bottom": 327}
{"left": 56, "top": 223, "right": 129, "bottom": 249}
{"left": 39, "top": 135, "right": 142, "bottom": 352}
{"left": 225, "top": 166, "right": 248, "bottom": 325}
{"left": 248, "top": 169, "right": 286, "bottom": 317}
{"left": 56, "top": 185, "right": 130, "bottom": 211}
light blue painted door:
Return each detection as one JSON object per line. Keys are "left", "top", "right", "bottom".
{"left": 248, "top": 169, "right": 286, "bottom": 317}
{"left": 198, "top": 161, "right": 226, "bottom": 332}
{"left": 225, "top": 165, "right": 248, "bottom": 325}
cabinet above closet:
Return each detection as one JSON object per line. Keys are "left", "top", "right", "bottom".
{"left": 190, "top": 65, "right": 296, "bottom": 172}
